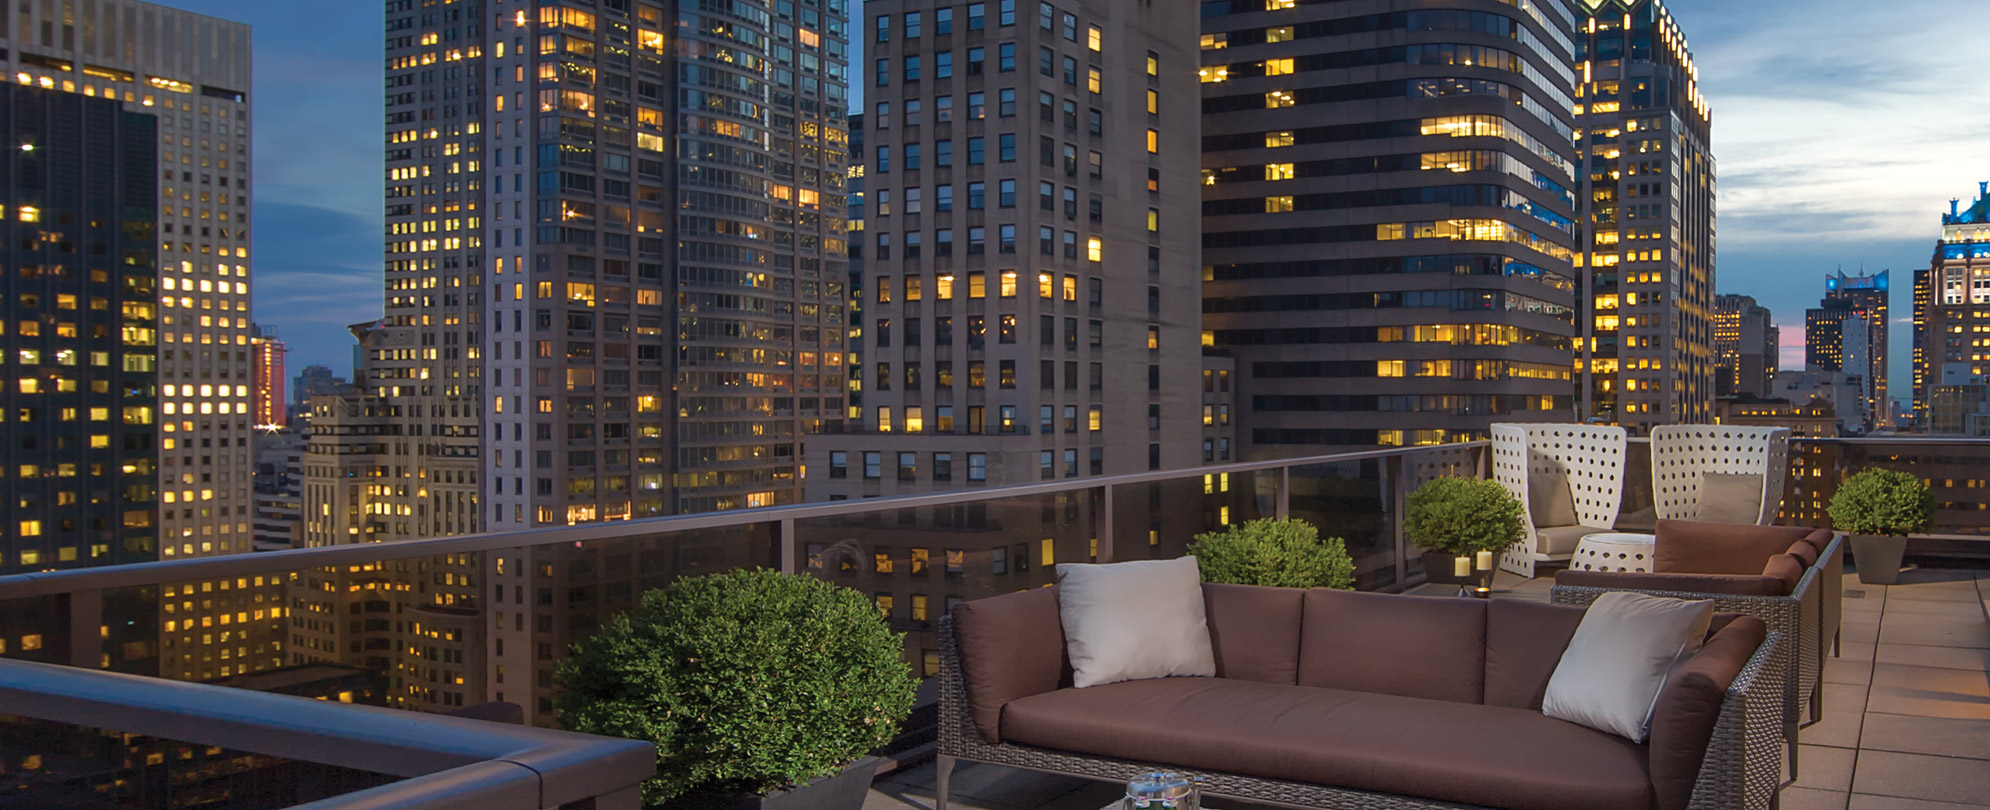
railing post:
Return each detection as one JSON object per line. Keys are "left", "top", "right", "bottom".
{"left": 59, "top": 590, "right": 102, "bottom": 669}
{"left": 1276, "top": 466, "right": 1290, "bottom": 521}
{"left": 1095, "top": 485, "right": 1114, "bottom": 563}
{"left": 776, "top": 519, "right": 796, "bottom": 574}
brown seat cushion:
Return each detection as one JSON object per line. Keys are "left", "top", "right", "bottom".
{"left": 1556, "top": 568, "right": 1792, "bottom": 596}
{"left": 1484, "top": 600, "right": 1587, "bottom": 710}
{"left": 950, "top": 587, "right": 1069, "bottom": 743}
{"left": 1002, "top": 678, "right": 1653, "bottom": 810}
{"left": 1654, "top": 520, "right": 1818, "bottom": 575}
{"left": 1203, "top": 583, "right": 1303, "bottom": 684}
{"left": 1298, "top": 589, "right": 1486, "bottom": 703}
{"left": 1650, "top": 615, "right": 1768, "bottom": 810}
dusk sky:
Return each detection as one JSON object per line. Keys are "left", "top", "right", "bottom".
{"left": 180, "top": 0, "right": 1988, "bottom": 403}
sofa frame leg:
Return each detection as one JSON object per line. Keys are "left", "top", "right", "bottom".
{"left": 935, "top": 754, "right": 956, "bottom": 810}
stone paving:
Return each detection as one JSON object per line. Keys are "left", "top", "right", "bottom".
{"left": 865, "top": 569, "right": 1990, "bottom": 810}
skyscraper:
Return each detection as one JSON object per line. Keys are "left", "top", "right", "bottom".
{"left": 2, "top": 0, "right": 271, "bottom": 681}
{"left": 809, "top": 0, "right": 1204, "bottom": 493}
{"left": 1571, "top": 0, "right": 1715, "bottom": 433}
{"left": 1713, "top": 293, "right": 1775, "bottom": 398}
{"left": 1199, "top": 0, "right": 1582, "bottom": 452}
{"left": 1805, "top": 270, "right": 1887, "bottom": 431}
{"left": 304, "top": 0, "right": 850, "bottom": 721}
{"left": 251, "top": 325, "right": 286, "bottom": 428}
{"left": 1914, "top": 183, "right": 1990, "bottom": 427}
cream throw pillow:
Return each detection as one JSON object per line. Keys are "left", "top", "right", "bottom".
{"left": 1698, "top": 472, "right": 1765, "bottom": 524}
{"left": 1530, "top": 471, "right": 1580, "bottom": 527}
{"left": 1543, "top": 592, "right": 1714, "bottom": 741}
{"left": 1055, "top": 557, "right": 1216, "bottom": 688}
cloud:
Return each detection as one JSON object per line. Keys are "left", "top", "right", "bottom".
{"left": 248, "top": 200, "right": 382, "bottom": 372}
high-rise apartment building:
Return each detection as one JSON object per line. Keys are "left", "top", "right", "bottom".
{"left": 2, "top": 1, "right": 274, "bottom": 681}
{"left": 305, "top": 0, "right": 850, "bottom": 721}
{"left": 1914, "top": 182, "right": 1990, "bottom": 427}
{"left": 808, "top": 0, "right": 1204, "bottom": 494}
{"left": 251, "top": 325, "right": 286, "bottom": 428}
{"left": 1805, "top": 270, "right": 1886, "bottom": 431}
{"left": 1199, "top": 0, "right": 1582, "bottom": 453}
{"left": 1713, "top": 293, "right": 1775, "bottom": 398}
{"left": 1570, "top": 0, "right": 1714, "bottom": 433}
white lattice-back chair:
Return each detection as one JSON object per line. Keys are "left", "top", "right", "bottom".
{"left": 1491, "top": 423, "right": 1628, "bottom": 577}
{"left": 1650, "top": 425, "right": 1791, "bottom": 525}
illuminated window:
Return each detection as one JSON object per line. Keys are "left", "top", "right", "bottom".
{"left": 1039, "top": 272, "right": 1054, "bottom": 298}
{"left": 1265, "top": 58, "right": 1294, "bottom": 75}
{"left": 1265, "top": 130, "right": 1294, "bottom": 147}
{"left": 1265, "top": 90, "right": 1294, "bottom": 108}
{"left": 1087, "top": 25, "right": 1101, "bottom": 51}
{"left": 1146, "top": 129, "right": 1158, "bottom": 152}
{"left": 1147, "top": 89, "right": 1158, "bottom": 114}
{"left": 1200, "top": 33, "right": 1227, "bottom": 50}
{"left": 1146, "top": 52, "right": 1158, "bottom": 76}
{"left": 1267, "top": 0, "right": 1295, "bottom": 8}
{"left": 1266, "top": 26, "right": 1294, "bottom": 43}
{"left": 1088, "top": 67, "right": 1100, "bottom": 93}
{"left": 1265, "top": 163, "right": 1294, "bottom": 180}
{"left": 1086, "top": 237, "right": 1102, "bottom": 262}
{"left": 968, "top": 271, "right": 987, "bottom": 298}
{"left": 1265, "top": 195, "right": 1294, "bottom": 213}
{"left": 1377, "top": 360, "right": 1406, "bottom": 378}
{"left": 1199, "top": 66, "right": 1229, "bottom": 83}
{"left": 936, "top": 273, "right": 956, "bottom": 299}
{"left": 18, "top": 520, "right": 40, "bottom": 537}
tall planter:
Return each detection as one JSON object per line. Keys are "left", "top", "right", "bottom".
{"left": 1848, "top": 534, "right": 1907, "bottom": 586}
{"left": 671, "top": 758, "right": 879, "bottom": 810}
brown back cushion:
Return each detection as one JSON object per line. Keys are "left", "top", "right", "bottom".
{"left": 1654, "top": 520, "right": 1817, "bottom": 575}
{"left": 1484, "top": 600, "right": 1587, "bottom": 710}
{"left": 1298, "top": 589, "right": 1487, "bottom": 704}
{"left": 1203, "top": 583, "right": 1304, "bottom": 684}
{"left": 950, "top": 587, "right": 1069, "bottom": 743}
{"left": 1649, "top": 614, "right": 1768, "bottom": 810}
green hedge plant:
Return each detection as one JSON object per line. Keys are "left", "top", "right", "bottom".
{"left": 554, "top": 569, "right": 917, "bottom": 805}
{"left": 1828, "top": 468, "right": 1933, "bottom": 537}
{"left": 1188, "top": 518, "right": 1355, "bottom": 590}
{"left": 1406, "top": 476, "right": 1525, "bottom": 557}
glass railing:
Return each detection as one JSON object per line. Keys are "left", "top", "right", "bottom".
{"left": 1783, "top": 437, "right": 1990, "bottom": 555}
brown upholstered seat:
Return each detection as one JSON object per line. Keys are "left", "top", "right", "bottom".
{"left": 1001, "top": 677, "right": 1654, "bottom": 810}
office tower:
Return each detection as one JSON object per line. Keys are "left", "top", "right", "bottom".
{"left": 847, "top": 113, "right": 866, "bottom": 430}
{"left": 251, "top": 427, "right": 303, "bottom": 550}
{"left": 289, "top": 363, "right": 346, "bottom": 417}
{"left": 1915, "top": 182, "right": 1990, "bottom": 427}
{"left": 2, "top": 1, "right": 274, "bottom": 681}
{"left": 1804, "top": 270, "right": 1886, "bottom": 430}
{"left": 251, "top": 325, "right": 286, "bottom": 428}
{"left": 304, "top": 0, "right": 850, "bottom": 720}
{"left": 1570, "top": 0, "right": 1715, "bottom": 433}
{"left": 1198, "top": 0, "right": 1581, "bottom": 452}
{"left": 809, "top": 0, "right": 1203, "bottom": 494}
{"left": 1713, "top": 294, "right": 1775, "bottom": 398}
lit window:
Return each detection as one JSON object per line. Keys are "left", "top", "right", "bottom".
{"left": 1266, "top": 196, "right": 1294, "bottom": 213}
{"left": 1265, "top": 58, "right": 1294, "bottom": 75}
{"left": 1199, "top": 66, "right": 1229, "bottom": 84}
{"left": 1266, "top": 26, "right": 1293, "bottom": 43}
{"left": 1200, "top": 33, "right": 1227, "bottom": 50}
{"left": 1147, "top": 89, "right": 1158, "bottom": 114}
{"left": 1088, "top": 67, "right": 1101, "bottom": 93}
{"left": 1265, "top": 163, "right": 1294, "bottom": 180}
{"left": 1086, "top": 237, "right": 1102, "bottom": 262}
{"left": 999, "top": 270, "right": 1018, "bottom": 297}
{"left": 1087, "top": 25, "right": 1101, "bottom": 51}
{"left": 1377, "top": 361, "right": 1405, "bottom": 378}
{"left": 1265, "top": 90, "right": 1294, "bottom": 108}
{"left": 1265, "top": 130, "right": 1294, "bottom": 147}
{"left": 1267, "top": 0, "right": 1295, "bottom": 8}
{"left": 1146, "top": 129, "right": 1158, "bottom": 153}
{"left": 936, "top": 273, "right": 956, "bottom": 299}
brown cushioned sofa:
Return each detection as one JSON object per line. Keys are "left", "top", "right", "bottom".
{"left": 940, "top": 585, "right": 1783, "bottom": 810}
{"left": 1552, "top": 520, "right": 1842, "bottom": 775}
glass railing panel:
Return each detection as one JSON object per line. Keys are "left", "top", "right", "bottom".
{"left": 793, "top": 490, "right": 1096, "bottom": 676}
{"left": 1398, "top": 444, "right": 1488, "bottom": 584}
{"left": 0, "top": 713, "right": 400, "bottom": 808}
{"left": 1287, "top": 457, "right": 1397, "bottom": 591}
{"left": 1108, "top": 468, "right": 1275, "bottom": 564}
{"left": 1790, "top": 439, "right": 1990, "bottom": 538}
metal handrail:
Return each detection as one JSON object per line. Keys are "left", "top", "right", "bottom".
{"left": 0, "top": 657, "right": 655, "bottom": 810}
{"left": 0, "top": 442, "right": 1484, "bottom": 598}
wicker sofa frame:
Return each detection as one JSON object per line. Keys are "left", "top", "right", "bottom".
{"left": 936, "top": 616, "right": 1784, "bottom": 810}
{"left": 1551, "top": 533, "right": 1841, "bottom": 780}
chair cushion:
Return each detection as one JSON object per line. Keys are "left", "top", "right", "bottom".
{"left": 1531, "top": 470, "right": 1580, "bottom": 527}
{"left": 1555, "top": 569, "right": 1792, "bottom": 597}
{"left": 1537, "top": 524, "right": 1602, "bottom": 554}
{"left": 1001, "top": 677, "right": 1653, "bottom": 810}
{"left": 1055, "top": 557, "right": 1215, "bottom": 688}
{"left": 1203, "top": 583, "right": 1303, "bottom": 684}
{"left": 1697, "top": 472, "right": 1764, "bottom": 524}
{"left": 1543, "top": 592, "right": 1713, "bottom": 742}
{"left": 1298, "top": 589, "right": 1485, "bottom": 704}
{"left": 950, "top": 587, "right": 1070, "bottom": 743}
{"left": 1485, "top": 600, "right": 1587, "bottom": 710}
{"left": 1654, "top": 519, "right": 1817, "bottom": 576}
{"left": 1650, "top": 616, "right": 1768, "bottom": 810}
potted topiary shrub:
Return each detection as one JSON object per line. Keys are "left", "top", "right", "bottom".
{"left": 1828, "top": 468, "right": 1933, "bottom": 585}
{"left": 1187, "top": 517, "right": 1356, "bottom": 590}
{"left": 555, "top": 568, "right": 917, "bottom": 809}
{"left": 1406, "top": 477, "right": 1525, "bottom": 586}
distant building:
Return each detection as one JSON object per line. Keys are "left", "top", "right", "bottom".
{"left": 1716, "top": 395, "right": 1837, "bottom": 439}
{"left": 1773, "top": 369, "right": 1865, "bottom": 436}
{"left": 1714, "top": 295, "right": 1777, "bottom": 398}
{"left": 1806, "top": 271, "right": 1888, "bottom": 431}
{"left": 251, "top": 428, "right": 304, "bottom": 550}
{"left": 1914, "top": 182, "right": 1990, "bottom": 427}
{"left": 252, "top": 325, "right": 287, "bottom": 428}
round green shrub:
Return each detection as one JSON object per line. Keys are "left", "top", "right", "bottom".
{"left": 554, "top": 569, "right": 917, "bottom": 805}
{"left": 1188, "top": 518, "right": 1356, "bottom": 590}
{"left": 1828, "top": 468, "right": 1933, "bottom": 537}
{"left": 1405, "top": 476, "right": 1524, "bottom": 556}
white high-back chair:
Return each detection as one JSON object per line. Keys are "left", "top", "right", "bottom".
{"left": 1490, "top": 423, "right": 1628, "bottom": 577}
{"left": 1650, "top": 425, "right": 1791, "bottom": 525}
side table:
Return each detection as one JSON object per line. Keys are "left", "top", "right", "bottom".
{"left": 1570, "top": 532, "right": 1657, "bottom": 573}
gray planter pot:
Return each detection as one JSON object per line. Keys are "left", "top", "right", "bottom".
{"left": 1848, "top": 534, "right": 1907, "bottom": 585}
{"left": 668, "top": 757, "right": 879, "bottom": 810}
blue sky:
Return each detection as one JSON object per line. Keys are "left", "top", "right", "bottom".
{"left": 185, "top": 0, "right": 1989, "bottom": 403}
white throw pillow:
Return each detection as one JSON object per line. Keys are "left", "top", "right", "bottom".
{"left": 1542, "top": 592, "right": 1713, "bottom": 742}
{"left": 1055, "top": 557, "right": 1216, "bottom": 688}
